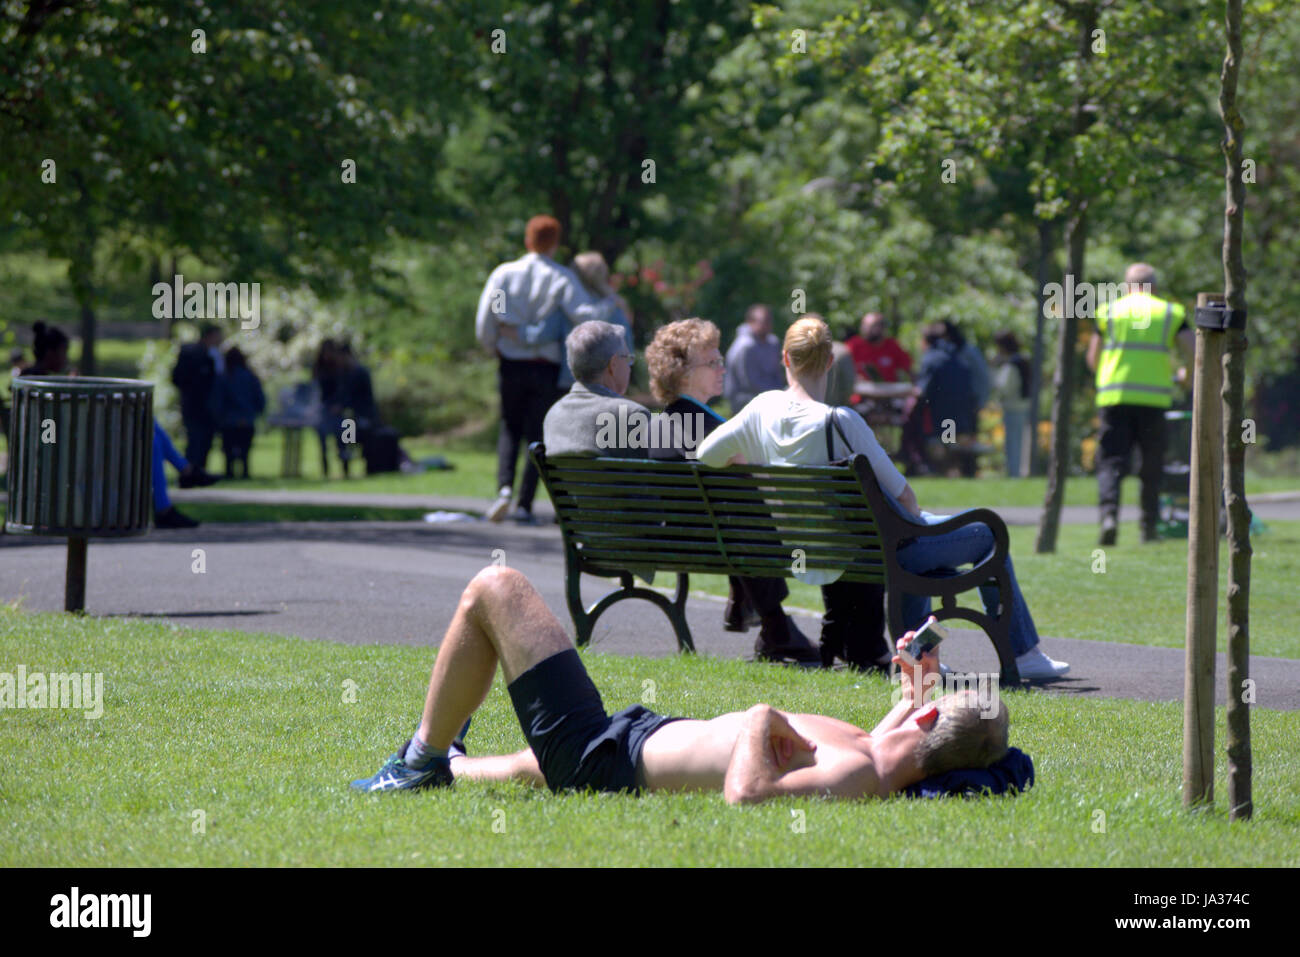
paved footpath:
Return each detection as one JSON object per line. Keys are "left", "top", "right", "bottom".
{"left": 2, "top": 512, "right": 1297, "bottom": 710}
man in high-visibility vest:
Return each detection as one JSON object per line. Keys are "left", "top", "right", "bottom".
{"left": 1086, "top": 263, "right": 1195, "bottom": 545}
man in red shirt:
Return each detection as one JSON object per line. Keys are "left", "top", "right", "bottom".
{"left": 846, "top": 312, "right": 913, "bottom": 383}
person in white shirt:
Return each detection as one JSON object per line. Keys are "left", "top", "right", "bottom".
{"left": 696, "top": 316, "right": 1069, "bottom": 681}
{"left": 992, "top": 330, "right": 1032, "bottom": 477}
{"left": 475, "top": 215, "right": 614, "bottom": 523}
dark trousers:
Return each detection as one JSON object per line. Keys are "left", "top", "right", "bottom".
{"left": 1097, "top": 404, "right": 1167, "bottom": 531}
{"left": 222, "top": 426, "right": 255, "bottom": 477}
{"left": 498, "top": 358, "right": 561, "bottom": 512}
{"left": 820, "top": 579, "right": 889, "bottom": 668}
{"left": 728, "top": 575, "right": 788, "bottom": 616}
{"left": 183, "top": 418, "right": 215, "bottom": 472}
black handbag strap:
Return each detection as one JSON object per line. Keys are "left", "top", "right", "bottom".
{"left": 823, "top": 405, "right": 853, "bottom": 463}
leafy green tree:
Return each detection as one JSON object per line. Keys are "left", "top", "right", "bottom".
{"left": 0, "top": 0, "right": 475, "bottom": 371}
{"left": 808, "top": 0, "right": 1230, "bottom": 550}
{"left": 457, "top": 0, "right": 754, "bottom": 268}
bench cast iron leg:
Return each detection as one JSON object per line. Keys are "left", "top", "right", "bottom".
{"left": 565, "top": 556, "right": 696, "bottom": 653}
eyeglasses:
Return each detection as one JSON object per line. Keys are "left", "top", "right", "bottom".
{"left": 691, "top": 358, "right": 725, "bottom": 370}
{"left": 617, "top": 352, "right": 636, "bottom": 362}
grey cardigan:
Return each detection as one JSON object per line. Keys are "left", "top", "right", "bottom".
{"left": 542, "top": 380, "right": 651, "bottom": 458}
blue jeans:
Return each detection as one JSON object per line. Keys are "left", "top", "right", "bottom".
{"left": 1002, "top": 408, "right": 1028, "bottom": 477}
{"left": 153, "top": 421, "right": 188, "bottom": 512}
{"left": 889, "top": 500, "right": 1040, "bottom": 657}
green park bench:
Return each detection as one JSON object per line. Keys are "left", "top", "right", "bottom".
{"left": 529, "top": 442, "right": 1022, "bottom": 684}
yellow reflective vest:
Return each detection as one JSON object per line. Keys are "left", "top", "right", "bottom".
{"left": 1095, "top": 292, "right": 1186, "bottom": 408}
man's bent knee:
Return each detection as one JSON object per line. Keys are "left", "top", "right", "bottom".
{"left": 467, "top": 565, "right": 529, "bottom": 604}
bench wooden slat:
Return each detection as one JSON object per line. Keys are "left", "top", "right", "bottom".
{"left": 567, "top": 524, "right": 884, "bottom": 547}
{"left": 550, "top": 479, "right": 720, "bottom": 496}
{"left": 546, "top": 457, "right": 858, "bottom": 479}
{"left": 549, "top": 481, "right": 866, "bottom": 505}
{"left": 578, "top": 550, "right": 886, "bottom": 573}
{"left": 551, "top": 498, "right": 879, "bottom": 523}
{"left": 578, "top": 544, "right": 881, "bottom": 564}
{"left": 547, "top": 466, "right": 861, "bottom": 485}
{"left": 560, "top": 510, "right": 883, "bottom": 530}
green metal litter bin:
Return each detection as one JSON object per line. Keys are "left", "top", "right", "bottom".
{"left": 5, "top": 376, "right": 154, "bottom": 611}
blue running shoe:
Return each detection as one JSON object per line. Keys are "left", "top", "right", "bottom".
{"left": 350, "top": 740, "right": 453, "bottom": 793}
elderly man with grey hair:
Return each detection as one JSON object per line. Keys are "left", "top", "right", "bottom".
{"left": 540, "top": 321, "right": 650, "bottom": 485}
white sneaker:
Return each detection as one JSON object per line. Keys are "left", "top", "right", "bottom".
{"left": 486, "top": 486, "right": 512, "bottom": 523}
{"left": 1015, "top": 647, "right": 1070, "bottom": 680}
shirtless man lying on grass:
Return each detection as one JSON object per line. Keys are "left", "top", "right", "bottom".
{"left": 350, "top": 566, "right": 1009, "bottom": 803}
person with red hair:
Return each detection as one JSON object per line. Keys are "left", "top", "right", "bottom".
{"left": 475, "top": 215, "right": 615, "bottom": 524}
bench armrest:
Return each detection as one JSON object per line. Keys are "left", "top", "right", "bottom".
{"left": 897, "top": 507, "right": 1010, "bottom": 553}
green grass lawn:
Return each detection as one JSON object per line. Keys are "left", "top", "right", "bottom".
{"left": 179, "top": 502, "right": 428, "bottom": 523}
{"left": 68, "top": 338, "right": 153, "bottom": 380}
{"left": 216, "top": 435, "right": 1300, "bottom": 505}
{"left": 0, "top": 611, "right": 1295, "bottom": 867}
{"left": 910, "top": 473, "right": 1300, "bottom": 508}
{"left": 213, "top": 431, "right": 503, "bottom": 497}
{"left": 672, "top": 520, "right": 1300, "bottom": 660}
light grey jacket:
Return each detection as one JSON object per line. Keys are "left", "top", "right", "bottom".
{"left": 542, "top": 381, "right": 650, "bottom": 458}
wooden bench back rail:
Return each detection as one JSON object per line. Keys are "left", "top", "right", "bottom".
{"left": 529, "top": 443, "right": 1020, "bottom": 683}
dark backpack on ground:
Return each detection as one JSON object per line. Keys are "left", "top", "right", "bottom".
{"left": 363, "top": 426, "right": 401, "bottom": 474}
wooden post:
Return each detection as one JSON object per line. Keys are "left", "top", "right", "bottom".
{"left": 1183, "top": 293, "right": 1223, "bottom": 808}
{"left": 65, "top": 536, "right": 88, "bottom": 613}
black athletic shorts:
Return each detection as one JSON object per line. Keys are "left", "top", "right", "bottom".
{"left": 507, "top": 649, "right": 682, "bottom": 794}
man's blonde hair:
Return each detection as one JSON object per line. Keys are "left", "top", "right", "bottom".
{"left": 783, "top": 315, "right": 833, "bottom": 378}
{"left": 912, "top": 691, "right": 1010, "bottom": 777}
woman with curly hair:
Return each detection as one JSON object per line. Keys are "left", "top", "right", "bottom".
{"left": 645, "top": 318, "right": 820, "bottom": 666}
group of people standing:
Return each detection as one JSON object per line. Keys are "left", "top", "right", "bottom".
{"left": 311, "top": 339, "right": 380, "bottom": 478}
{"left": 474, "top": 215, "right": 633, "bottom": 524}
{"left": 843, "top": 312, "right": 1032, "bottom": 479}
{"left": 172, "top": 323, "right": 266, "bottom": 479}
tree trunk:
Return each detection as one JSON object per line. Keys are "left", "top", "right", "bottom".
{"left": 1035, "top": 8, "right": 1098, "bottom": 552}
{"left": 70, "top": 173, "right": 98, "bottom": 375}
{"left": 1035, "top": 209, "right": 1085, "bottom": 553}
{"left": 78, "top": 299, "right": 96, "bottom": 376}
{"left": 1028, "top": 219, "right": 1056, "bottom": 476}
{"left": 165, "top": 254, "right": 178, "bottom": 339}
{"left": 1219, "top": 0, "right": 1252, "bottom": 821}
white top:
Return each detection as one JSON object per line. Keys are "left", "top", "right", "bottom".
{"left": 697, "top": 391, "right": 907, "bottom": 494}
{"left": 474, "top": 252, "right": 612, "bottom": 363}
{"left": 993, "top": 362, "right": 1030, "bottom": 414}
{"left": 696, "top": 390, "right": 909, "bottom": 585}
